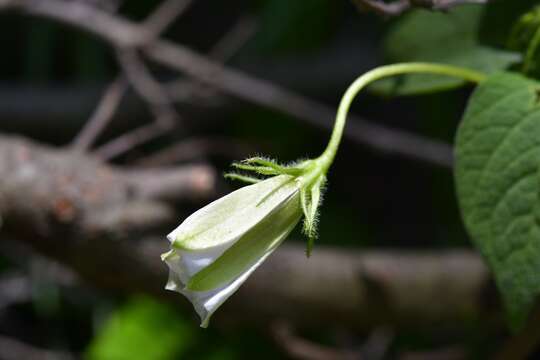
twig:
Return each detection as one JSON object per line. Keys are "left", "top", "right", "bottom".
{"left": 351, "top": 0, "right": 488, "bottom": 17}
{"left": 134, "top": 136, "right": 254, "bottom": 166}
{"left": 352, "top": 0, "right": 409, "bottom": 16}
{"left": 142, "top": 0, "right": 193, "bottom": 40}
{"left": 94, "top": 49, "right": 179, "bottom": 159}
{"left": 2, "top": 0, "right": 454, "bottom": 167}
{"left": 115, "top": 48, "right": 177, "bottom": 126}
{"left": 70, "top": 76, "right": 127, "bottom": 151}
{"left": 146, "top": 41, "right": 454, "bottom": 167}
{"left": 165, "top": 15, "right": 258, "bottom": 103}
{"left": 116, "top": 49, "right": 169, "bottom": 107}
{"left": 67, "top": 0, "right": 190, "bottom": 155}
{"left": 94, "top": 121, "right": 174, "bottom": 160}
{"left": 124, "top": 164, "right": 216, "bottom": 201}
{"left": 430, "top": 0, "right": 488, "bottom": 10}
{"left": 208, "top": 16, "right": 258, "bottom": 62}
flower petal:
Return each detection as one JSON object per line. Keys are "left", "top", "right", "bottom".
{"left": 163, "top": 247, "right": 276, "bottom": 328}
{"left": 187, "top": 192, "right": 302, "bottom": 291}
{"left": 169, "top": 175, "right": 298, "bottom": 251}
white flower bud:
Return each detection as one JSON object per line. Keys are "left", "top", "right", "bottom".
{"left": 162, "top": 175, "right": 301, "bottom": 327}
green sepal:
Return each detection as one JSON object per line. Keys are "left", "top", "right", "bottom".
{"left": 231, "top": 162, "right": 280, "bottom": 176}
{"left": 300, "top": 176, "right": 326, "bottom": 257}
{"left": 237, "top": 157, "right": 306, "bottom": 176}
{"left": 224, "top": 172, "right": 261, "bottom": 184}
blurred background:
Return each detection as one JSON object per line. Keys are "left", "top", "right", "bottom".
{"left": 0, "top": 0, "right": 529, "bottom": 359}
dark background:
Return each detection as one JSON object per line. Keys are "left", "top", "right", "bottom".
{"left": 0, "top": 0, "right": 519, "bottom": 359}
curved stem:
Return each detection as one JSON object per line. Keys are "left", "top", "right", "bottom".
{"left": 317, "top": 62, "right": 486, "bottom": 171}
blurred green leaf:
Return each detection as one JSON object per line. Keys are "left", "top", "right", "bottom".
{"left": 507, "top": 5, "right": 540, "bottom": 78}
{"left": 374, "top": 5, "right": 519, "bottom": 96}
{"left": 86, "top": 296, "right": 194, "bottom": 360}
{"left": 480, "top": 0, "right": 539, "bottom": 48}
{"left": 455, "top": 72, "right": 540, "bottom": 330}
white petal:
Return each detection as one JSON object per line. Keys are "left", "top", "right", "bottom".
{"left": 162, "top": 174, "right": 302, "bottom": 327}
{"left": 163, "top": 248, "right": 276, "bottom": 327}
{"left": 169, "top": 175, "right": 298, "bottom": 251}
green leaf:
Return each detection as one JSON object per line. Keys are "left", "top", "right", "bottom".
{"left": 374, "top": 5, "right": 519, "bottom": 96}
{"left": 86, "top": 296, "right": 194, "bottom": 360}
{"left": 455, "top": 72, "right": 540, "bottom": 330}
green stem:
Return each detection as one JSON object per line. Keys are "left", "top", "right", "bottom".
{"left": 316, "top": 62, "right": 486, "bottom": 171}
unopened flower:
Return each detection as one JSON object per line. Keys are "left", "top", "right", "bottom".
{"left": 162, "top": 160, "right": 325, "bottom": 327}
{"left": 161, "top": 63, "right": 483, "bottom": 327}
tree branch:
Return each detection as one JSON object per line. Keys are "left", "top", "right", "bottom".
{"left": 0, "top": 0, "right": 454, "bottom": 168}
{"left": 351, "top": 0, "right": 489, "bottom": 17}
{"left": 0, "top": 135, "right": 497, "bottom": 330}
{"left": 134, "top": 136, "right": 255, "bottom": 166}
{"left": 70, "top": 76, "right": 127, "bottom": 151}
{"left": 89, "top": 48, "right": 181, "bottom": 160}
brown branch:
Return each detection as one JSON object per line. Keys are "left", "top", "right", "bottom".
{"left": 93, "top": 49, "right": 180, "bottom": 160}
{"left": 146, "top": 41, "right": 454, "bottom": 167}
{"left": 134, "top": 136, "right": 255, "bottom": 166}
{"left": 0, "top": 134, "right": 497, "bottom": 330}
{"left": 71, "top": 0, "right": 192, "bottom": 156}
{"left": 208, "top": 15, "right": 258, "bottom": 62}
{"left": 352, "top": 0, "right": 409, "bottom": 16}
{"left": 351, "top": 0, "right": 488, "bottom": 17}
{"left": 429, "top": 0, "right": 488, "bottom": 10}
{"left": 165, "top": 15, "right": 257, "bottom": 110}
{"left": 116, "top": 49, "right": 172, "bottom": 111}
{"left": 1, "top": 0, "right": 454, "bottom": 168}
{"left": 93, "top": 121, "right": 173, "bottom": 161}
{"left": 71, "top": 76, "right": 127, "bottom": 151}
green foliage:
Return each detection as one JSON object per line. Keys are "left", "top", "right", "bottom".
{"left": 508, "top": 6, "right": 540, "bottom": 78}
{"left": 480, "top": 0, "right": 540, "bottom": 48}
{"left": 507, "top": 6, "right": 540, "bottom": 52}
{"left": 455, "top": 72, "right": 540, "bottom": 331}
{"left": 374, "top": 5, "right": 519, "bottom": 95}
{"left": 86, "top": 297, "right": 194, "bottom": 360}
